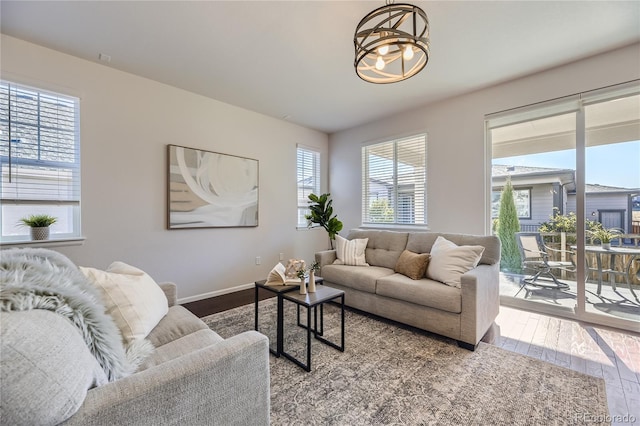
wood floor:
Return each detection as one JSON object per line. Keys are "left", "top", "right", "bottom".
{"left": 496, "top": 306, "right": 640, "bottom": 425}
{"left": 184, "top": 290, "right": 640, "bottom": 424}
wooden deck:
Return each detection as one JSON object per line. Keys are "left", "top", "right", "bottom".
{"left": 499, "top": 272, "right": 640, "bottom": 323}
{"left": 496, "top": 306, "right": 640, "bottom": 424}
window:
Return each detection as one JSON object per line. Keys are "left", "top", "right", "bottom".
{"left": 296, "top": 145, "right": 320, "bottom": 227}
{"left": 0, "top": 81, "right": 81, "bottom": 242}
{"left": 491, "top": 188, "right": 531, "bottom": 219}
{"left": 362, "top": 134, "right": 427, "bottom": 225}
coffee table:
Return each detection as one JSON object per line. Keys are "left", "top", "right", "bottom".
{"left": 280, "top": 285, "right": 345, "bottom": 372}
{"left": 254, "top": 277, "right": 324, "bottom": 357}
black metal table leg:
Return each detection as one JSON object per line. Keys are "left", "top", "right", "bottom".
{"left": 276, "top": 294, "right": 284, "bottom": 356}
{"left": 306, "top": 305, "right": 312, "bottom": 371}
{"left": 281, "top": 286, "right": 345, "bottom": 372}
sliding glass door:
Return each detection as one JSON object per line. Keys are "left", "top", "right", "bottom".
{"left": 487, "top": 81, "right": 639, "bottom": 331}
{"left": 582, "top": 91, "right": 640, "bottom": 325}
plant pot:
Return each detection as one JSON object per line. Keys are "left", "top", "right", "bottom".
{"left": 601, "top": 243, "right": 611, "bottom": 250}
{"left": 30, "top": 227, "right": 50, "bottom": 241}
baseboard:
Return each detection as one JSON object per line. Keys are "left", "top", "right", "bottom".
{"left": 177, "top": 282, "right": 254, "bottom": 304}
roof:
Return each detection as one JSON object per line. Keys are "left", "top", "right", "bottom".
{"left": 492, "top": 165, "right": 639, "bottom": 193}
{"left": 492, "top": 164, "right": 575, "bottom": 178}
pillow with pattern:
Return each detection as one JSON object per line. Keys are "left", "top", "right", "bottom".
{"left": 333, "top": 235, "right": 369, "bottom": 266}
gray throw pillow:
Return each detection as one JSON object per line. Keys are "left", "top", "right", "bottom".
{"left": 0, "top": 310, "right": 107, "bottom": 425}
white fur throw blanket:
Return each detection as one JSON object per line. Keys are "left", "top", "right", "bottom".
{"left": 0, "top": 248, "right": 151, "bottom": 381}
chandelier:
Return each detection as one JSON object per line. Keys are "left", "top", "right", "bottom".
{"left": 354, "top": 1, "right": 430, "bottom": 84}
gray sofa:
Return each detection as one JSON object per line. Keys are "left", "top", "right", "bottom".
{"left": 316, "top": 229, "right": 501, "bottom": 349}
{"left": 1, "top": 249, "right": 270, "bottom": 426}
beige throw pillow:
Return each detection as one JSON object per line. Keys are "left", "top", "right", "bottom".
{"left": 395, "top": 250, "right": 430, "bottom": 280}
{"left": 426, "top": 236, "right": 485, "bottom": 288}
{"left": 80, "top": 262, "right": 169, "bottom": 344}
{"left": 333, "top": 235, "right": 369, "bottom": 266}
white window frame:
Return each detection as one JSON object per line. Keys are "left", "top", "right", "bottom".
{"left": 0, "top": 80, "right": 81, "bottom": 243}
{"left": 296, "top": 144, "right": 321, "bottom": 228}
{"left": 362, "top": 134, "right": 427, "bottom": 227}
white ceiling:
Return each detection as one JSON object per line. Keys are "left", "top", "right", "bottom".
{"left": 1, "top": 1, "right": 639, "bottom": 134}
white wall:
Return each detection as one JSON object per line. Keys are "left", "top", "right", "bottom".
{"left": 1, "top": 35, "right": 330, "bottom": 302}
{"left": 329, "top": 43, "right": 640, "bottom": 236}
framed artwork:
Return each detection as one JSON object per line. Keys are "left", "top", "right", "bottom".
{"left": 167, "top": 144, "right": 258, "bottom": 228}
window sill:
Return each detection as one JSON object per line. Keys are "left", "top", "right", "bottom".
{"left": 0, "top": 237, "right": 86, "bottom": 249}
{"left": 359, "top": 224, "right": 430, "bottom": 232}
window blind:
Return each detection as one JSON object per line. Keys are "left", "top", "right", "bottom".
{"left": 362, "top": 134, "right": 427, "bottom": 225}
{"left": 297, "top": 145, "right": 320, "bottom": 227}
{"left": 0, "top": 81, "right": 81, "bottom": 240}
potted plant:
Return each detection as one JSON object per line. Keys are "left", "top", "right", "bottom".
{"left": 19, "top": 214, "right": 57, "bottom": 241}
{"left": 588, "top": 227, "right": 622, "bottom": 250}
{"left": 296, "top": 268, "right": 308, "bottom": 295}
{"left": 305, "top": 193, "right": 343, "bottom": 249}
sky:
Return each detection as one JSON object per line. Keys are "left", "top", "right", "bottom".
{"left": 494, "top": 140, "right": 640, "bottom": 189}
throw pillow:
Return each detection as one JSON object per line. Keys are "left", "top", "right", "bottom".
{"left": 394, "top": 250, "right": 430, "bottom": 280}
{"left": 80, "top": 262, "right": 169, "bottom": 345}
{"left": 333, "top": 235, "right": 369, "bottom": 266}
{"left": 0, "top": 310, "right": 108, "bottom": 426}
{"left": 426, "top": 236, "right": 485, "bottom": 288}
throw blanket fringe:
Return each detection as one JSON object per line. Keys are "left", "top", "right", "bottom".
{"left": 0, "top": 248, "right": 151, "bottom": 381}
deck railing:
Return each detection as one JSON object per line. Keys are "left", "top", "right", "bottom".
{"left": 537, "top": 232, "right": 640, "bottom": 285}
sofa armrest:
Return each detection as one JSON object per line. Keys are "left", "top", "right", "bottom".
{"left": 64, "top": 331, "right": 270, "bottom": 426}
{"left": 159, "top": 282, "right": 177, "bottom": 307}
{"left": 315, "top": 250, "right": 337, "bottom": 270}
{"left": 459, "top": 263, "right": 500, "bottom": 347}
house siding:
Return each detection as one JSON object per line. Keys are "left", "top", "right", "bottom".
{"left": 567, "top": 193, "right": 631, "bottom": 232}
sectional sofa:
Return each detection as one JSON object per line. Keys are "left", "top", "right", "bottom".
{"left": 0, "top": 248, "right": 270, "bottom": 425}
{"left": 315, "top": 229, "right": 501, "bottom": 349}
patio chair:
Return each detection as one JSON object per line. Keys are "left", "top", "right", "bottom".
{"left": 515, "top": 232, "right": 576, "bottom": 292}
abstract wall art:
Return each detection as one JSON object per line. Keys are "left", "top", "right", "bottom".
{"left": 167, "top": 145, "right": 258, "bottom": 228}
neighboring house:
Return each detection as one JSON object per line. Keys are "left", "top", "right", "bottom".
{"left": 492, "top": 165, "right": 639, "bottom": 233}
{"left": 567, "top": 184, "right": 639, "bottom": 232}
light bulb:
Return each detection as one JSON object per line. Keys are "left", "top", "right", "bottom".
{"left": 377, "top": 44, "right": 389, "bottom": 56}
{"left": 375, "top": 56, "right": 385, "bottom": 71}
{"left": 403, "top": 45, "right": 414, "bottom": 60}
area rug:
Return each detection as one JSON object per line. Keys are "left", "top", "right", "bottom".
{"left": 202, "top": 298, "right": 609, "bottom": 425}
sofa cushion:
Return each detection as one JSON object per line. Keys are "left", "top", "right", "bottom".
{"left": 426, "top": 236, "right": 485, "bottom": 288}
{"left": 322, "top": 264, "right": 395, "bottom": 293}
{"left": 0, "top": 310, "right": 108, "bottom": 426}
{"left": 347, "top": 229, "right": 409, "bottom": 269}
{"left": 394, "top": 250, "right": 430, "bottom": 280}
{"left": 376, "top": 274, "right": 462, "bottom": 314}
{"left": 146, "top": 305, "right": 210, "bottom": 348}
{"left": 137, "top": 328, "right": 224, "bottom": 372}
{"left": 334, "top": 235, "right": 369, "bottom": 266}
{"left": 80, "top": 262, "right": 169, "bottom": 345}
{"left": 406, "top": 232, "right": 500, "bottom": 266}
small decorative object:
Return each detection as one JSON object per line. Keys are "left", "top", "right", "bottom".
{"left": 296, "top": 269, "right": 307, "bottom": 295}
{"left": 265, "top": 263, "right": 301, "bottom": 285}
{"left": 308, "top": 261, "right": 321, "bottom": 293}
{"left": 284, "top": 259, "right": 306, "bottom": 280}
{"left": 19, "top": 214, "right": 57, "bottom": 241}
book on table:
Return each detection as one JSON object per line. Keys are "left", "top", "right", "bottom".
{"left": 265, "top": 262, "right": 302, "bottom": 285}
